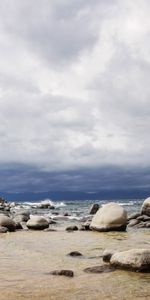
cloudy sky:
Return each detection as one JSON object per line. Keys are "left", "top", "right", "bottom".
{"left": 0, "top": 0, "right": 150, "bottom": 194}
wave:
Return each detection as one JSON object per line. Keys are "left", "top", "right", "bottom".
{"left": 21, "top": 198, "right": 66, "bottom": 208}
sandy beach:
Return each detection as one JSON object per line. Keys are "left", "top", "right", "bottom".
{"left": 0, "top": 228, "right": 149, "bottom": 300}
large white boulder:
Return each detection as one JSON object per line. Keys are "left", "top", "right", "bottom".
{"left": 110, "top": 249, "right": 150, "bottom": 272}
{"left": 90, "top": 202, "right": 127, "bottom": 231}
{"left": 0, "top": 215, "right": 16, "bottom": 231}
{"left": 141, "top": 197, "right": 150, "bottom": 216}
{"left": 27, "top": 216, "right": 49, "bottom": 230}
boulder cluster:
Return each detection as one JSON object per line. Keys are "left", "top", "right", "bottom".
{"left": 127, "top": 197, "right": 150, "bottom": 229}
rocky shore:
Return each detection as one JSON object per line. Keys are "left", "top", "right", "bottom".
{"left": 0, "top": 196, "right": 150, "bottom": 275}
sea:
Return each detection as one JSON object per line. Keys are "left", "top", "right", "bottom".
{"left": 14, "top": 198, "right": 144, "bottom": 221}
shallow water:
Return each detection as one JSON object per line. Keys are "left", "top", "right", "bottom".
{"left": 0, "top": 228, "right": 149, "bottom": 300}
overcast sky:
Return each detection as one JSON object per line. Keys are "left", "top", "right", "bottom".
{"left": 0, "top": 0, "right": 150, "bottom": 193}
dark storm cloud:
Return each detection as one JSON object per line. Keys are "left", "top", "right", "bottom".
{"left": 0, "top": 0, "right": 150, "bottom": 192}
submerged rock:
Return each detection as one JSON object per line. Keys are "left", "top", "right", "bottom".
{"left": 66, "top": 225, "right": 78, "bottom": 232}
{"left": 27, "top": 216, "right": 49, "bottom": 230}
{"left": 110, "top": 249, "right": 150, "bottom": 272}
{"left": 90, "top": 202, "right": 127, "bottom": 232}
{"left": 84, "top": 265, "right": 115, "bottom": 273}
{"left": 141, "top": 197, "right": 150, "bottom": 216}
{"left": 49, "top": 270, "right": 74, "bottom": 277}
{"left": 67, "top": 251, "right": 83, "bottom": 257}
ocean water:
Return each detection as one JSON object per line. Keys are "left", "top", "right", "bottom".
{"left": 16, "top": 198, "right": 144, "bottom": 221}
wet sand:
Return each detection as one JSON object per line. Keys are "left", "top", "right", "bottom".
{"left": 0, "top": 229, "right": 150, "bottom": 300}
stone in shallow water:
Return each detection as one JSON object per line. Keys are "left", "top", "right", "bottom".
{"left": 83, "top": 265, "right": 115, "bottom": 273}
{"left": 66, "top": 225, "right": 78, "bottom": 231}
{"left": 110, "top": 249, "right": 150, "bottom": 272}
{"left": 49, "top": 270, "right": 74, "bottom": 277}
{"left": 67, "top": 251, "right": 83, "bottom": 257}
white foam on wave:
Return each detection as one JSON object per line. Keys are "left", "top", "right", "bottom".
{"left": 21, "top": 198, "right": 66, "bottom": 208}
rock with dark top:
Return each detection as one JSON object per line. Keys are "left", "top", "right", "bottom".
{"left": 48, "top": 220, "right": 57, "bottom": 225}
{"left": 0, "top": 215, "right": 16, "bottom": 231}
{"left": 90, "top": 202, "right": 127, "bottom": 232}
{"left": 80, "top": 221, "right": 91, "bottom": 231}
{"left": 66, "top": 225, "right": 78, "bottom": 232}
{"left": 103, "top": 249, "right": 115, "bottom": 262}
{"left": 89, "top": 203, "right": 99, "bottom": 215}
{"left": 110, "top": 249, "right": 150, "bottom": 272}
{"left": 84, "top": 265, "right": 115, "bottom": 273}
{"left": 49, "top": 270, "right": 74, "bottom": 277}
{"left": 141, "top": 197, "right": 150, "bottom": 216}
{"left": 27, "top": 216, "right": 49, "bottom": 230}
{"left": 64, "top": 212, "right": 71, "bottom": 217}
{"left": 67, "top": 251, "right": 83, "bottom": 257}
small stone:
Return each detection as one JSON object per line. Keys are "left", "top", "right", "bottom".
{"left": 44, "top": 228, "right": 57, "bottom": 232}
{"left": 89, "top": 203, "right": 99, "bottom": 215}
{"left": 49, "top": 220, "right": 57, "bottom": 225}
{"left": 66, "top": 226, "right": 78, "bottom": 232}
{"left": 80, "top": 221, "right": 91, "bottom": 231}
{"left": 49, "top": 270, "right": 74, "bottom": 277}
{"left": 83, "top": 265, "right": 115, "bottom": 273}
{"left": 67, "top": 251, "right": 83, "bottom": 257}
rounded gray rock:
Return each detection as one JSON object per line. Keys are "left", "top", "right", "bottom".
{"left": 0, "top": 215, "right": 16, "bottom": 231}
{"left": 27, "top": 216, "right": 49, "bottom": 230}
{"left": 110, "top": 249, "right": 150, "bottom": 272}
{"left": 141, "top": 197, "right": 150, "bottom": 216}
{"left": 90, "top": 202, "right": 127, "bottom": 232}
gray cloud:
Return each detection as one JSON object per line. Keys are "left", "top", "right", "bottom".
{"left": 0, "top": 0, "right": 150, "bottom": 182}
